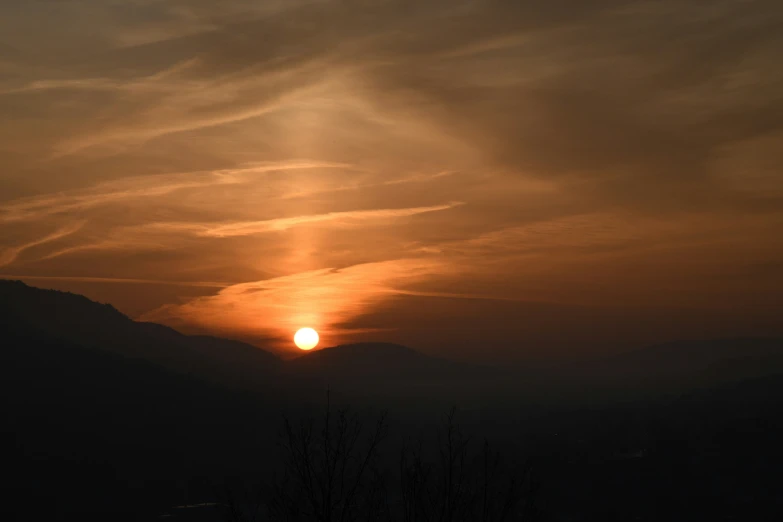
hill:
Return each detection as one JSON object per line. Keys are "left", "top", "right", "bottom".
{"left": 0, "top": 322, "right": 278, "bottom": 521}
{"left": 285, "top": 342, "right": 502, "bottom": 403}
{"left": 554, "top": 337, "right": 783, "bottom": 401}
{"left": 3, "top": 281, "right": 783, "bottom": 520}
{"left": 3, "top": 279, "right": 783, "bottom": 403}
{"left": 0, "top": 279, "right": 280, "bottom": 391}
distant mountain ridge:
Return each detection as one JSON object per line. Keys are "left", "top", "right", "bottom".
{"left": 2, "top": 279, "right": 783, "bottom": 402}
{"left": 3, "top": 281, "right": 783, "bottom": 521}
{"left": 565, "top": 337, "right": 783, "bottom": 391}
{"left": 290, "top": 342, "right": 457, "bottom": 374}
{"left": 0, "top": 304, "right": 278, "bottom": 521}
{"left": 284, "top": 341, "right": 496, "bottom": 400}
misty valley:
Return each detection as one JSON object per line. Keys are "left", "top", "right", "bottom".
{"left": 2, "top": 281, "right": 782, "bottom": 521}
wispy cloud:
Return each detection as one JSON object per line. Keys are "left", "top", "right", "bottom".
{"left": 154, "top": 202, "right": 464, "bottom": 238}
{"left": 0, "top": 274, "right": 229, "bottom": 287}
{"left": 0, "top": 221, "right": 85, "bottom": 268}
{"left": 53, "top": 58, "right": 335, "bottom": 155}
{"left": 35, "top": 237, "right": 168, "bottom": 262}
{"left": 279, "top": 170, "right": 458, "bottom": 199}
{"left": 0, "top": 161, "right": 344, "bottom": 224}
{"left": 141, "top": 258, "right": 447, "bottom": 349}
{"left": 2, "top": 0, "right": 782, "bottom": 355}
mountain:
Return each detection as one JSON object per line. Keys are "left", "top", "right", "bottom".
{"left": 553, "top": 337, "right": 783, "bottom": 401}
{"left": 4, "top": 281, "right": 783, "bottom": 520}
{"left": 0, "top": 280, "right": 496, "bottom": 403}
{"left": 4, "top": 279, "right": 783, "bottom": 403}
{"left": 1, "top": 321, "right": 278, "bottom": 521}
{"left": 284, "top": 342, "right": 503, "bottom": 404}
{"left": 289, "top": 342, "right": 458, "bottom": 375}
{"left": 0, "top": 279, "right": 280, "bottom": 391}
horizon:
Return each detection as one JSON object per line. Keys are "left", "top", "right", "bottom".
{"left": 3, "top": 277, "right": 781, "bottom": 367}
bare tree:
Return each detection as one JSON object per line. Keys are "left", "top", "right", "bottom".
{"left": 398, "top": 409, "right": 537, "bottom": 522}
{"left": 268, "top": 395, "right": 390, "bottom": 522}
{"left": 221, "top": 405, "right": 538, "bottom": 522}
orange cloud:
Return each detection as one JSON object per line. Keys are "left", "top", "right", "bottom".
{"left": 0, "top": 221, "right": 85, "bottom": 268}
{"left": 2, "top": 0, "right": 782, "bottom": 359}
{"left": 188, "top": 202, "right": 463, "bottom": 238}
{"left": 141, "top": 258, "right": 448, "bottom": 352}
{"left": 0, "top": 161, "right": 343, "bottom": 224}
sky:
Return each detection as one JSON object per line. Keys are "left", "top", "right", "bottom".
{"left": 1, "top": 0, "right": 782, "bottom": 361}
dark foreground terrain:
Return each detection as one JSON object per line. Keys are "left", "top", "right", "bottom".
{"left": 2, "top": 280, "right": 782, "bottom": 521}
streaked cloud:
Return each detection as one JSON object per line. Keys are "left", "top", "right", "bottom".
{"left": 143, "top": 202, "right": 463, "bottom": 238}
{"left": 1, "top": 0, "right": 782, "bottom": 358}
{"left": 0, "top": 221, "right": 85, "bottom": 268}
{"left": 0, "top": 274, "right": 229, "bottom": 288}
{"left": 0, "top": 161, "right": 343, "bottom": 223}
{"left": 142, "top": 258, "right": 449, "bottom": 350}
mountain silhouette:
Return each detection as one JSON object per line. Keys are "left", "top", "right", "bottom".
{"left": 4, "top": 280, "right": 783, "bottom": 521}
{"left": 0, "top": 279, "right": 280, "bottom": 391}
{"left": 1, "top": 317, "right": 277, "bottom": 521}
{"left": 3, "top": 279, "right": 783, "bottom": 402}
{"left": 559, "top": 337, "right": 783, "bottom": 399}
{"left": 0, "top": 280, "right": 493, "bottom": 399}
{"left": 285, "top": 342, "right": 502, "bottom": 402}
{"left": 290, "top": 342, "right": 456, "bottom": 374}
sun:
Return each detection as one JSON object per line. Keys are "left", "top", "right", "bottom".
{"left": 294, "top": 327, "right": 319, "bottom": 351}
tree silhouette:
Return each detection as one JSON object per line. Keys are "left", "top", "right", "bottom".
{"left": 399, "top": 409, "right": 537, "bottom": 522}
{"left": 269, "top": 398, "right": 389, "bottom": 522}
{"left": 221, "top": 403, "right": 537, "bottom": 522}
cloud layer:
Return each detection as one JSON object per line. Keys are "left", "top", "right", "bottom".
{"left": 1, "top": 0, "right": 782, "bottom": 358}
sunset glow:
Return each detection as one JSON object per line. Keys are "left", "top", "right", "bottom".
{"left": 0, "top": 0, "right": 781, "bottom": 360}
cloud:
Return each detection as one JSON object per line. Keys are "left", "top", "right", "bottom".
{"left": 52, "top": 63, "right": 329, "bottom": 155}
{"left": 9, "top": 0, "right": 779, "bottom": 204}
{"left": 279, "top": 170, "right": 458, "bottom": 199}
{"left": 144, "top": 202, "right": 463, "bottom": 238}
{"left": 0, "top": 160, "right": 343, "bottom": 224}
{"left": 1, "top": 0, "right": 782, "bottom": 355}
{"left": 35, "top": 237, "right": 167, "bottom": 262}
{"left": 141, "top": 258, "right": 448, "bottom": 350}
{"left": 0, "top": 274, "right": 229, "bottom": 288}
{"left": 0, "top": 221, "right": 85, "bottom": 268}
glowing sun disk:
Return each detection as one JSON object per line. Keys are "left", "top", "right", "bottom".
{"left": 294, "top": 327, "right": 319, "bottom": 350}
